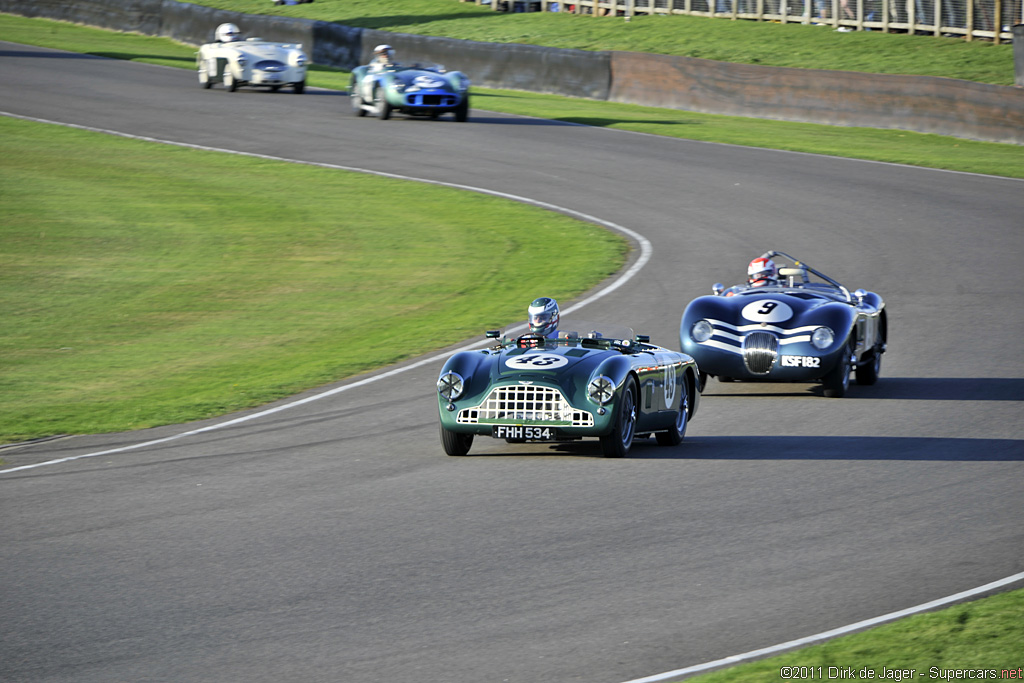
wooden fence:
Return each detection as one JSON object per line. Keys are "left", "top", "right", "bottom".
{"left": 461, "top": 0, "right": 1021, "bottom": 43}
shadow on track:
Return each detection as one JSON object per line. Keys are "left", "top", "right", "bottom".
{"left": 0, "top": 50, "right": 107, "bottom": 59}
{"left": 701, "top": 377, "right": 1024, "bottom": 401}
{"left": 465, "top": 435, "right": 1024, "bottom": 461}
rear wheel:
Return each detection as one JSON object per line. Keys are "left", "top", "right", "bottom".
{"left": 440, "top": 425, "right": 473, "bottom": 456}
{"left": 823, "top": 340, "right": 853, "bottom": 398}
{"left": 601, "top": 379, "right": 637, "bottom": 458}
{"left": 656, "top": 379, "right": 689, "bottom": 447}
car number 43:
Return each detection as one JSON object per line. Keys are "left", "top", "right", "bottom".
{"left": 493, "top": 426, "right": 554, "bottom": 440}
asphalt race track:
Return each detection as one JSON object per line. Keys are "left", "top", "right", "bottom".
{"left": 2, "top": 42, "right": 1022, "bottom": 683}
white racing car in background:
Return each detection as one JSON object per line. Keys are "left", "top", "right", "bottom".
{"left": 196, "top": 23, "right": 307, "bottom": 94}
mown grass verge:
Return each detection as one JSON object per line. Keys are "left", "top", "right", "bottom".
{"left": 2, "top": 13, "right": 1020, "bottom": 179}
{"left": 686, "top": 586, "right": 1024, "bottom": 683}
{"left": 0, "top": 115, "right": 624, "bottom": 443}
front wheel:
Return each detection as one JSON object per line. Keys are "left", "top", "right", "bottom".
{"left": 855, "top": 329, "right": 884, "bottom": 386}
{"left": 198, "top": 63, "right": 212, "bottom": 89}
{"left": 223, "top": 70, "right": 237, "bottom": 92}
{"left": 656, "top": 380, "right": 689, "bottom": 447}
{"left": 375, "top": 88, "right": 392, "bottom": 120}
{"left": 454, "top": 96, "right": 469, "bottom": 122}
{"left": 823, "top": 340, "right": 853, "bottom": 398}
{"left": 350, "top": 80, "right": 367, "bottom": 116}
{"left": 293, "top": 80, "right": 305, "bottom": 94}
{"left": 440, "top": 425, "right": 473, "bottom": 456}
{"left": 601, "top": 379, "right": 637, "bottom": 458}
{"left": 855, "top": 349, "right": 882, "bottom": 386}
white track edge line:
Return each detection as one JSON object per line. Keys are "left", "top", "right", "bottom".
{"left": 619, "top": 571, "right": 1024, "bottom": 683}
{"left": 0, "top": 111, "right": 651, "bottom": 475}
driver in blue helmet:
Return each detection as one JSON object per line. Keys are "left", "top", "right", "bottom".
{"left": 527, "top": 297, "right": 560, "bottom": 339}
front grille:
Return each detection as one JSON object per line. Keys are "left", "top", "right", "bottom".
{"left": 254, "top": 60, "right": 286, "bottom": 72}
{"left": 743, "top": 331, "right": 779, "bottom": 374}
{"left": 457, "top": 385, "right": 594, "bottom": 427}
{"left": 409, "top": 94, "right": 456, "bottom": 107}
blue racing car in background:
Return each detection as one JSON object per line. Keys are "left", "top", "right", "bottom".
{"left": 349, "top": 60, "right": 470, "bottom": 121}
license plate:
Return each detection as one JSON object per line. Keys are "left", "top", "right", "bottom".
{"left": 492, "top": 425, "right": 555, "bottom": 441}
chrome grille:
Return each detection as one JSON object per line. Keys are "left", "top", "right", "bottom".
{"left": 457, "top": 385, "right": 594, "bottom": 427}
{"left": 254, "top": 60, "right": 286, "bottom": 72}
{"left": 743, "top": 331, "right": 779, "bottom": 374}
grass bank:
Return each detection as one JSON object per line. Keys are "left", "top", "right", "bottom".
{"left": 2, "top": 14, "right": 1021, "bottom": 179}
{"left": 185, "top": 0, "right": 1015, "bottom": 85}
{"left": 0, "top": 115, "right": 624, "bottom": 443}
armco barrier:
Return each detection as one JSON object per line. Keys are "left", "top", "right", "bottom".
{"left": 1, "top": 0, "right": 1020, "bottom": 144}
{"left": 0, "top": 0, "right": 163, "bottom": 34}
{"left": 359, "top": 29, "right": 611, "bottom": 100}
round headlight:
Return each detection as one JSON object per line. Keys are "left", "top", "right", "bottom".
{"left": 811, "top": 327, "right": 834, "bottom": 350}
{"left": 236, "top": 56, "right": 247, "bottom": 67}
{"left": 588, "top": 376, "right": 615, "bottom": 405}
{"left": 691, "top": 319, "right": 714, "bottom": 343}
{"left": 437, "top": 372, "right": 464, "bottom": 401}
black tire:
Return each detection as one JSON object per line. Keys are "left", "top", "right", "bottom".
{"left": 198, "top": 64, "right": 212, "bottom": 89}
{"left": 350, "top": 79, "right": 367, "bottom": 116}
{"left": 223, "top": 71, "right": 237, "bottom": 92}
{"left": 440, "top": 425, "right": 473, "bottom": 456}
{"left": 454, "top": 96, "right": 469, "bottom": 122}
{"left": 656, "top": 378, "right": 689, "bottom": 447}
{"left": 697, "top": 371, "right": 708, "bottom": 393}
{"left": 823, "top": 340, "right": 853, "bottom": 398}
{"left": 293, "top": 80, "right": 305, "bottom": 94}
{"left": 601, "top": 379, "right": 637, "bottom": 458}
{"left": 855, "top": 329, "right": 884, "bottom": 386}
{"left": 375, "top": 88, "right": 392, "bottom": 120}
{"left": 855, "top": 349, "right": 881, "bottom": 386}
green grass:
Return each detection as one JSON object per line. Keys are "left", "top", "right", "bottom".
{"left": 685, "top": 587, "right": 1024, "bottom": 683}
{"left": 181, "top": 0, "right": 1015, "bottom": 85}
{"left": 0, "top": 116, "right": 624, "bottom": 443}
{"left": 2, "top": 14, "right": 1021, "bottom": 179}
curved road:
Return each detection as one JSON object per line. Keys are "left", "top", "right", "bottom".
{"left": 1, "top": 43, "right": 1022, "bottom": 683}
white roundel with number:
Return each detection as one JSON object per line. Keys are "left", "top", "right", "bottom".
{"left": 505, "top": 353, "right": 569, "bottom": 370}
{"left": 413, "top": 75, "right": 445, "bottom": 88}
{"left": 741, "top": 299, "right": 793, "bottom": 323}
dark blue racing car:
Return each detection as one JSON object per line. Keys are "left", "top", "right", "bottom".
{"left": 680, "top": 251, "right": 887, "bottom": 397}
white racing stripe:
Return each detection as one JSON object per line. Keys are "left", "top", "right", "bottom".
{"left": 619, "top": 571, "right": 1024, "bottom": 683}
{"left": 0, "top": 111, "right": 651, "bottom": 475}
